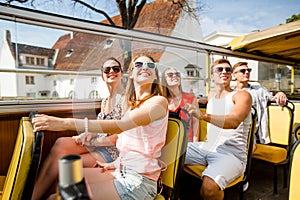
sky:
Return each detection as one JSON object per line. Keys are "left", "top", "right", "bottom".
{"left": 0, "top": 0, "right": 300, "bottom": 48}
{"left": 199, "top": 0, "right": 300, "bottom": 36}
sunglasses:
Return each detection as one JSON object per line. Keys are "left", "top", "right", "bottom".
{"left": 214, "top": 67, "right": 232, "bottom": 73}
{"left": 133, "top": 61, "right": 157, "bottom": 70}
{"left": 166, "top": 72, "right": 181, "bottom": 78}
{"left": 235, "top": 68, "right": 252, "bottom": 74}
{"left": 102, "top": 66, "right": 121, "bottom": 74}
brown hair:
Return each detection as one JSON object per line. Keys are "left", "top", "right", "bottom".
{"left": 102, "top": 57, "right": 122, "bottom": 72}
{"left": 232, "top": 62, "right": 248, "bottom": 72}
{"left": 210, "top": 58, "right": 232, "bottom": 74}
{"left": 161, "top": 67, "right": 182, "bottom": 98}
{"left": 125, "top": 54, "right": 164, "bottom": 109}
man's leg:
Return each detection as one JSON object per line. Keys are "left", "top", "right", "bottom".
{"left": 201, "top": 176, "right": 224, "bottom": 200}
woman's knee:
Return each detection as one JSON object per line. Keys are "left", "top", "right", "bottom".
{"left": 51, "top": 137, "right": 77, "bottom": 156}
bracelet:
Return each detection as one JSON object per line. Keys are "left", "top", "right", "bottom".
{"left": 84, "top": 117, "right": 88, "bottom": 134}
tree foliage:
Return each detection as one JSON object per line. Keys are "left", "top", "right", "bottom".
{"left": 286, "top": 13, "right": 300, "bottom": 23}
{"left": 4, "top": 0, "right": 203, "bottom": 30}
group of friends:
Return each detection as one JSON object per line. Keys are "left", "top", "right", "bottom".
{"left": 31, "top": 54, "right": 287, "bottom": 200}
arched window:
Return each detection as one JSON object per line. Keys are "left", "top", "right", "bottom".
{"left": 89, "top": 90, "right": 99, "bottom": 99}
{"left": 68, "top": 90, "right": 76, "bottom": 99}
{"left": 52, "top": 91, "right": 59, "bottom": 98}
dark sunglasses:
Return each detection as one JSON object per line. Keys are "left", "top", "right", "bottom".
{"left": 214, "top": 67, "right": 232, "bottom": 73}
{"left": 166, "top": 72, "right": 181, "bottom": 78}
{"left": 133, "top": 61, "right": 157, "bottom": 70}
{"left": 102, "top": 66, "right": 121, "bottom": 74}
{"left": 235, "top": 68, "right": 252, "bottom": 74}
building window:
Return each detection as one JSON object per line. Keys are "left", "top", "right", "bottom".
{"left": 89, "top": 90, "right": 99, "bottom": 99}
{"left": 65, "top": 49, "right": 73, "bottom": 57}
{"left": 25, "top": 76, "right": 35, "bottom": 85}
{"left": 53, "top": 80, "right": 57, "bottom": 86}
{"left": 26, "top": 92, "right": 36, "bottom": 98}
{"left": 70, "top": 79, "right": 74, "bottom": 85}
{"left": 68, "top": 91, "right": 75, "bottom": 99}
{"left": 187, "top": 70, "right": 194, "bottom": 77}
{"left": 91, "top": 77, "right": 97, "bottom": 84}
{"left": 36, "top": 58, "right": 45, "bottom": 66}
{"left": 185, "top": 64, "right": 201, "bottom": 78}
{"left": 39, "top": 91, "right": 50, "bottom": 97}
{"left": 26, "top": 56, "right": 35, "bottom": 65}
{"left": 52, "top": 91, "right": 59, "bottom": 98}
{"left": 104, "top": 39, "right": 114, "bottom": 49}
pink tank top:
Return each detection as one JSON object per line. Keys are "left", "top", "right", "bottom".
{"left": 115, "top": 113, "right": 168, "bottom": 181}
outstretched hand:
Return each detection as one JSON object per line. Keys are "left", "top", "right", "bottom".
{"left": 271, "top": 91, "right": 287, "bottom": 107}
{"left": 73, "top": 132, "right": 96, "bottom": 146}
{"left": 32, "top": 114, "right": 67, "bottom": 132}
{"left": 184, "top": 103, "right": 203, "bottom": 120}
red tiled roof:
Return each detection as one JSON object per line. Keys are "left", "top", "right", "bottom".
{"left": 52, "top": 33, "right": 72, "bottom": 49}
{"left": 12, "top": 43, "right": 55, "bottom": 59}
{"left": 53, "top": 0, "right": 182, "bottom": 71}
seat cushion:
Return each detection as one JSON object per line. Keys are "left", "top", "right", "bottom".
{"left": 0, "top": 176, "right": 5, "bottom": 191}
{"left": 0, "top": 175, "right": 6, "bottom": 198}
{"left": 253, "top": 144, "right": 287, "bottom": 163}
{"left": 226, "top": 175, "right": 244, "bottom": 188}
{"left": 154, "top": 194, "right": 165, "bottom": 200}
{"left": 184, "top": 165, "right": 206, "bottom": 179}
{"left": 184, "top": 165, "right": 244, "bottom": 189}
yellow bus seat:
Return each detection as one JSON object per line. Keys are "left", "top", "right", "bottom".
{"left": 288, "top": 139, "right": 300, "bottom": 200}
{"left": 0, "top": 116, "right": 44, "bottom": 200}
{"left": 155, "top": 117, "right": 188, "bottom": 200}
{"left": 0, "top": 176, "right": 5, "bottom": 194}
{"left": 183, "top": 107, "right": 257, "bottom": 200}
{"left": 252, "top": 101, "right": 294, "bottom": 195}
{"left": 294, "top": 123, "right": 300, "bottom": 141}
{"left": 199, "top": 107, "right": 207, "bottom": 142}
{"left": 253, "top": 144, "right": 287, "bottom": 163}
{"left": 183, "top": 164, "right": 205, "bottom": 179}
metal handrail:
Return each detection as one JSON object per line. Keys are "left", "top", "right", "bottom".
{"left": 0, "top": 3, "right": 298, "bottom": 66}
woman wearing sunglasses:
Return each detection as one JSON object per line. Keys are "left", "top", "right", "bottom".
{"left": 32, "top": 54, "right": 168, "bottom": 200}
{"left": 232, "top": 61, "right": 287, "bottom": 145}
{"left": 161, "top": 67, "right": 199, "bottom": 142}
{"left": 32, "top": 57, "right": 125, "bottom": 200}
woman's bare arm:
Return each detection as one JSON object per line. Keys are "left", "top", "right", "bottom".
{"left": 33, "top": 96, "right": 168, "bottom": 133}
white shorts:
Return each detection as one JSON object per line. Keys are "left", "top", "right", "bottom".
{"left": 185, "top": 142, "right": 246, "bottom": 190}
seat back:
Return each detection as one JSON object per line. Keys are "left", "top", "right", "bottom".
{"left": 21, "top": 112, "right": 44, "bottom": 200}
{"left": 288, "top": 139, "right": 300, "bottom": 200}
{"left": 1, "top": 117, "right": 33, "bottom": 200}
{"left": 243, "top": 106, "right": 257, "bottom": 183}
{"left": 0, "top": 117, "right": 44, "bottom": 200}
{"left": 159, "top": 117, "right": 188, "bottom": 199}
{"left": 268, "top": 101, "right": 294, "bottom": 147}
{"left": 294, "top": 124, "right": 300, "bottom": 141}
{"left": 199, "top": 107, "right": 207, "bottom": 141}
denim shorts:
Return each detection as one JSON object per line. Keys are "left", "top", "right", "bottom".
{"left": 114, "top": 166, "right": 157, "bottom": 200}
{"left": 93, "top": 146, "right": 119, "bottom": 163}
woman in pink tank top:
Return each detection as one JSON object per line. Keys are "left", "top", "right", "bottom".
{"left": 32, "top": 54, "right": 169, "bottom": 200}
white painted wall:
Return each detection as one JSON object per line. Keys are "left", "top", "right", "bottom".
{"left": 0, "top": 30, "right": 17, "bottom": 97}
{"left": 45, "top": 73, "right": 109, "bottom": 100}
